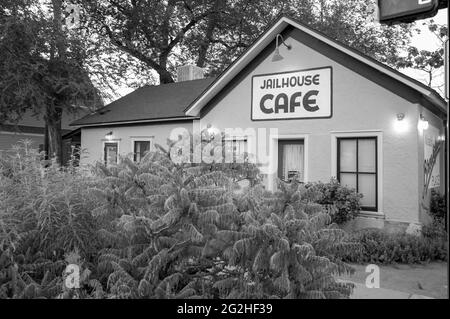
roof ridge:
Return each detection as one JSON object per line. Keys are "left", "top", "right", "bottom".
{"left": 184, "top": 14, "right": 446, "bottom": 116}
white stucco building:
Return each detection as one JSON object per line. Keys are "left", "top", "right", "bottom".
{"left": 71, "top": 16, "right": 447, "bottom": 231}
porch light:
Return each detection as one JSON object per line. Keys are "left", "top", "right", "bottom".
{"left": 418, "top": 114, "right": 429, "bottom": 131}
{"left": 272, "top": 34, "right": 292, "bottom": 62}
{"left": 394, "top": 113, "right": 408, "bottom": 133}
{"left": 105, "top": 131, "right": 114, "bottom": 140}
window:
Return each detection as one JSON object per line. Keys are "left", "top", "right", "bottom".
{"left": 278, "top": 140, "right": 304, "bottom": 182}
{"left": 337, "top": 137, "right": 377, "bottom": 211}
{"left": 224, "top": 138, "right": 248, "bottom": 163}
{"left": 134, "top": 140, "right": 151, "bottom": 162}
{"left": 104, "top": 142, "right": 118, "bottom": 165}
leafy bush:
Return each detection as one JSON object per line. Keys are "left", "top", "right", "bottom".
{"left": 430, "top": 189, "right": 446, "bottom": 225}
{"left": 89, "top": 153, "right": 355, "bottom": 299}
{"left": 340, "top": 228, "right": 447, "bottom": 264}
{"left": 304, "top": 179, "right": 362, "bottom": 224}
{"left": 0, "top": 141, "right": 102, "bottom": 298}
{"left": 422, "top": 189, "right": 447, "bottom": 241}
{"left": 0, "top": 142, "right": 356, "bottom": 299}
{"left": 422, "top": 221, "right": 447, "bottom": 241}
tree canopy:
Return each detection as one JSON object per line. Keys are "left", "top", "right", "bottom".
{"left": 78, "top": 0, "right": 414, "bottom": 83}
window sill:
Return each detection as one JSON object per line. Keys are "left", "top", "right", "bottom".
{"left": 358, "top": 210, "right": 385, "bottom": 219}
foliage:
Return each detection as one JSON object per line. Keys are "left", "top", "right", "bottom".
{"left": 304, "top": 179, "right": 362, "bottom": 225}
{"left": 0, "top": 141, "right": 356, "bottom": 299}
{"left": 396, "top": 20, "right": 448, "bottom": 93}
{"left": 0, "top": 0, "right": 103, "bottom": 163}
{"left": 429, "top": 189, "right": 446, "bottom": 224}
{"left": 340, "top": 228, "right": 447, "bottom": 264}
{"left": 78, "top": 0, "right": 413, "bottom": 83}
{"left": 0, "top": 141, "right": 101, "bottom": 298}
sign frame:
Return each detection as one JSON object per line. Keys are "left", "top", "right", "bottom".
{"left": 250, "top": 66, "right": 333, "bottom": 122}
{"left": 378, "top": 0, "right": 440, "bottom": 25}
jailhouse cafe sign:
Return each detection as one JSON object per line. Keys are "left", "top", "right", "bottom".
{"left": 251, "top": 67, "right": 332, "bottom": 120}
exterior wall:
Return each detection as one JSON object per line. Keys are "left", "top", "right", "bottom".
{"left": 1, "top": 109, "right": 88, "bottom": 152}
{"left": 417, "top": 106, "right": 446, "bottom": 225}
{"left": 0, "top": 132, "right": 44, "bottom": 152}
{"left": 198, "top": 30, "right": 445, "bottom": 226}
{"left": 80, "top": 121, "right": 193, "bottom": 165}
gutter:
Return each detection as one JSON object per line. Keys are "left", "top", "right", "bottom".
{"left": 70, "top": 116, "right": 199, "bottom": 128}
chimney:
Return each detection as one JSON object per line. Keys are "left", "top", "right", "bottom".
{"left": 176, "top": 64, "right": 204, "bottom": 82}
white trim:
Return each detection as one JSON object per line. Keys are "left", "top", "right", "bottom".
{"left": 358, "top": 211, "right": 385, "bottom": 219}
{"left": 102, "top": 140, "right": 120, "bottom": 165}
{"left": 267, "top": 134, "right": 309, "bottom": 191}
{"left": 185, "top": 16, "right": 441, "bottom": 117}
{"left": 330, "top": 130, "right": 383, "bottom": 214}
{"left": 223, "top": 136, "right": 247, "bottom": 141}
{"left": 330, "top": 129, "right": 383, "bottom": 134}
{"left": 0, "top": 131, "right": 44, "bottom": 137}
{"left": 71, "top": 116, "right": 196, "bottom": 128}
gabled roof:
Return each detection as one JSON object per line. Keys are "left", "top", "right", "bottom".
{"left": 71, "top": 77, "right": 215, "bottom": 127}
{"left": 185, "top": 15, "right": 447, "bottom": 117}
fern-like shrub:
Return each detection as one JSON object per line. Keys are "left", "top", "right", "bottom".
{"left": 87, "top": 149, "right": 356, "bottom": 299}
{"left": 1, "top": 141, "right": 356, "bottom": 299}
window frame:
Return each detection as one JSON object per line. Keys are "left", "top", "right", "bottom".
{"left": 277, "top": 139, "right": 305, "bottom": 183}
{"left": 133, "top": 140, "right": 152, "bottom": 162}
{"left": 223, "top": 136, "right": 248, "bottom": 163}
{"left": 337, "top": 136, "right": 378, "bottom": 211}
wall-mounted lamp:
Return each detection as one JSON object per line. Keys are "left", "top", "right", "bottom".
{"left": 105, "top": 131, "right": 114, "bottom": 140}
{"left": 418, "top": 114, "right": 429, "bottom": 131}
{"left": 394, "top": 113, "right": 408, "bottom": 133}
{"left": 272, "top": 34, "right": 292, "bottom": 62}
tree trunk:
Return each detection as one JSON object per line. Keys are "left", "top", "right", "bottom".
{"left": 46, "top": 106, "right": 63, "bottom": 164}
{"left": 196, "top": 19, "right": 216, "bottom": 68}
{"left": 196, "top": 1, "right": 222, "bottom": 68}
{"left": 43, "top": 0, "right": 64, "bottom": 165}
{"left": 159, "top": 69, "right": 175, "bottom": 84}
{"left": 158, "top": 54, "right": 174, "bottom": 83}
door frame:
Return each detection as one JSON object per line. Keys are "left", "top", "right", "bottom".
{"left": 103, "top": 141, "right": 119, "bottom": 165}
{"left": 268, "top": 134, "right": 309, "bottom": 191}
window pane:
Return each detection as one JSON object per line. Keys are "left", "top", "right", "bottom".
{"left": 339, "top": 173, "right": 356, "bottom": 190}
{"left": 234, "top": 140, "right": 247, "bottom": 163}
{"left": 135, "top": 141, "right": 150, "bottom": 162}
{"left": 339, "top": 139, "right": 356, "bottom": 172}
{"left": 358, "top": 139, "right": 376, "bottom": 173}
{"left": 282, "top": 143, "right": 304, "bottom": 182}
{"left": 359, "top": 174, "right": 376, "bottom": 208}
